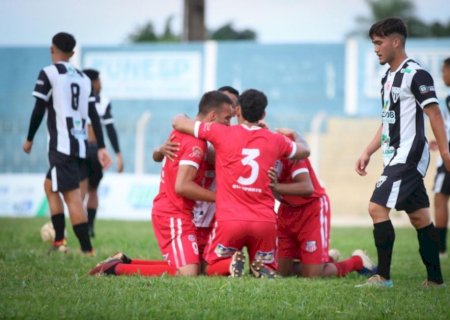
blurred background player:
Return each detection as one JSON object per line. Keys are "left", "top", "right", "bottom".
{"left": 23, "top": 32, "right": 111, "bottom": 255}
{"left": 269, "top": 155, "right": 377, "bottom": 278}
{"left": 355, "top": 17, "right": 448, "bottom": 288}
{"left": 82, "top": 68, "right": 124, "bottom": 238}
{"left": 173, "top": 89, "right": 310, "bottom": 278}
{"left": 431, "top": 57, "right": 450, "bottom": 259}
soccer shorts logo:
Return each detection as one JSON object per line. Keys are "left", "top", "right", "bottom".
{"left": 305, "top": 241, "right": 317, "bottom": 253}
{"left": 255, "top": 250, "right": 275, "bottom": 263}
{"left": 376, "top": 176, "right": 387, "bottom": 188}
{"left": 214, "top": 243, "right": 237, "bottom": 257}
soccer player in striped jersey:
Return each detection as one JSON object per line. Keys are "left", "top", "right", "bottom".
{"left": 82, "top": 69, "right": 124, "bottom": 238}
{"left": 431, "top": 57, "right": 450, "bottom": 259}
{"left": 23, "top": 32, "right": 111, "bottom": 255}
{"left": 269, "top": 157, "right": 376, "bottom": 278}
{"left": 173, "top": 89, "right": 310, "bottom": 278}
{"left": 355, "top": 18, "right": 449, "bottom": 288}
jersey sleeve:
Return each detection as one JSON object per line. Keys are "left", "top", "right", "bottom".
{"left": 102, "top": 103, "right": 114, "bottom": 125}
{"left": 194, "top": 121, "right": 225, "bottom": 147}
{"left": 290, "top": 159, "right": 309, "bottom": 179}
{"left": 277, "top": 133, "right": 297, "bottom": 159}
{"left": 411, "top": 69, "right": 439, "bottom": 109}
{"left": 179, "top": 136, "right": 206, "bottom": 170}
{"left": 32, "top": 69, "right": 52, "bottom": 102}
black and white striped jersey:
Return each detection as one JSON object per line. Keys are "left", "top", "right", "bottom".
{"left": 33, "top": 61, "right": 94, "bottom": 158}
{"left": 380, "top": 58, "right": 439, "bottom": 176}
{"left": 87, "top": 94, "right": 113, "bottom": 126}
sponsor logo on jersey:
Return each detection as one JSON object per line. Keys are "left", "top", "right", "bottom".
{"left": 188, "top": 234, "right": 197, "bottom": 242}
{"left": 382, "top": 110, "right": 396, "bottom": 124}
{"left": 304, "top": 241, "right": 317, "bottom": 253}
{"left": 419, "top": 85, "right": 435, "bottom": 94}
{"left": 255, "top": 250, "right": 275, "bottom": 263}
{"left": 400, "top": 68, "right": 412, "bottom": 74}
{"left": 376, "top": 176, "right": 387, "bottom": 188}
{"left": 391, "top": 87, "right": 401, "bottom": 103}
{"left": 214, "top": 243, "right": 236, "bottom": 257}
{"left": 189, "top": 146, "right": 204, "bottom": 159}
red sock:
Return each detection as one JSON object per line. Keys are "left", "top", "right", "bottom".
{"left": 333, "top": 256, "right": 363, "bottom": 277}
{"left": 206, "top": 258, "right": 232, "bottom": 276}
{"left": 115, "top": 263, "right": 177, "bottom": 276}
{"left": 131, "top": 259, "right": 168, "bottom": 265}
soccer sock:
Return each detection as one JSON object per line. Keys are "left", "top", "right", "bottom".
{"left": 417, "top": 223, "right": 443, "bottom": 284}
{"left": 51, "top": 213, "right": 65, "bottom": 242}
{"left": 130, "top": 259, "right": 169, "bottom": 265}
{"left": 72, "top": 222, "right": 93, "bottom": 252}
{"left": 333, "top": 256, "right": 363, "bottom": 277}
{"left": 87, "top": 208, "right": 97, "bottom": 229}
{"left": 436, "top": 227, "right": 448, "bottom": 253}
{"left": 373, "top": 220, "right": 395, "bottom": 280}
{"left": 205, "top": 258, "right": 233, "bottom": 276}
{"left": 115, "top": 263, "right": 177, "bottom": 276}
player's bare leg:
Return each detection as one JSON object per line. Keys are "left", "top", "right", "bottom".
{"left": 177, "top": 263, "right": 199, "bottom": 276}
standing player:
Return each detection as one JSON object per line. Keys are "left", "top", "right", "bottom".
{"left": 431, "top": 57, "right": 450, "bottom": 259}
{"left": 173, "top": 88, "right": 310, "bottom": 277}
{"left": 269, "top": 156, "right": 377, "bottom": 278}
{"left": 23, "top": 32, "right": 111, "bottom": 254}
{"left": 355, "top": 18, "right": 448, "bottom": 287}
{"left": 82, "top": 69, "right": 124, "bottom": 238}
{"left": 88, "top": 91, "right": 233, "bottom": 276}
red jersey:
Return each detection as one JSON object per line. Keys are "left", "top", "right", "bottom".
{"left": 275, "top": 157, "right": 326, "bottom": 206}
{"left": 195, "top": 122, "right": 296, "bottom": 223}
{"left": 152, "top": 130, "right": 207, "bottom": 218}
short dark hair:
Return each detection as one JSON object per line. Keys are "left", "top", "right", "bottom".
{"left": 218, "top": 86, "right": 239, "bottom": 97}
{"left": 83, "top": 69, "right": 100, "bottom": 81}
{"left": 369, "top": 17, "right": 407, "bottom": 40}
{"left": 198, "top": 90, "right": 232, "bottom": 116}
{"left": 444, "top": 57, "right": 450, "bottom": 67}
{"left": 52, "top": 32, "right": 76, "bottom": 53}
{"left": 238, "top": 89, "right": 267, "bottom": 123}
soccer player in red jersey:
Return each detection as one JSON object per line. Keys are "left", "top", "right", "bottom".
{"left": 172, "top": 89, "right": 310, "bottom": 277}
{"left": 89, "top": 91, "right": 234, "bottom": 276}
{"left": 269, "top": 157, "right": 377, "bottom": 278}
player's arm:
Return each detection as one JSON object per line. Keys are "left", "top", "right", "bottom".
{"left": 23, "top": 98, "right": 47, "bottom": 153}
{"left": 103, "top": 105, "right": 124, "bottom": 172}
{"left": 275, "top": 128, "right": 310, "bottom": 160}
{"left": 268, "top": 166, "right": 314, "bottom": 196}
{"left": 153, "top": 134, "right": 180, "bottom": 162}
{"left": 425, "top": 104, "right": 450, "bottom": 171}
{"left": 175, "top": 165, "right": 215, "bottom": 202}
{"left": 355, "top": 125, "right": 382, "bottom": 176}
{"left": 88, "top": 99, "right": 112, "bottom": 169}
{"left": 172, "top": 114, "right": 195, "bottom": 136}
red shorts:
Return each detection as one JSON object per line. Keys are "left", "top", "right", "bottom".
{"left": 196, "top": 226, "right": 212, "bottom": 259}
{"left": 204, "top": 220, "right": 277, "bottom": 270}
{"left": 151, "top": 211, "right": 199, "bottom": 268}
{"left": 277, "top": 195, "right": 330, "bottom": 264}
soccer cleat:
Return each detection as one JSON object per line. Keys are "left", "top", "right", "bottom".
{"left": 422, "top": 279, "right": 446, "bottom": 288}
{"left": 250, "top": 259, "right": 276, "bottom": 279}
{"left": 48, "top": 239, "right": 69, "bottom": 254}
{"left": 352, "top": 249, "right": 377, "bottom": 276}
{"left": 105, "top": 252, "right": 132, "bottom": 264}
{"left": 88, "top": 258, "right": 121, "bottom": 276}
{"left": 229, "top": 251, "right": 245, "bottom": 277}
{"left": 328, "top": 248, "right": 341, "bottom": 262}
{"left": 355, "top": 274, "right": 394, "bottom": 288}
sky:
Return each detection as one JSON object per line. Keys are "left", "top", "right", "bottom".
{"left": 0, "top": 0, "right": 449, "bottom": 46}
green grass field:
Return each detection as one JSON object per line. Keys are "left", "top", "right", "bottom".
{"left": 1, "top": 217, "right": 449, "bottom": 319}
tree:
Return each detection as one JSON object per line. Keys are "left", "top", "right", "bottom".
{"left": 210, "top": 23, "right": 257, "bottom": 41}
{"left": 128, "top": 22, "right": 158, "bottom": 42}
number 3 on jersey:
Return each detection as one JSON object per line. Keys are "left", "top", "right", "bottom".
{"left": 237, "top": 148, "right": 260, "bottom": 185}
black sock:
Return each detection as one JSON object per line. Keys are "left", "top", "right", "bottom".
{"left": 51, "top": 213, "right": 65, "bottom": 242}
{"left": 87, "top": 208, "right": 97, "bottom": 229}
{"left": 373, "top": 220, "right": 395, "bottom": 280}
{"left": 417, "top": 223, "right": 443, "bottom": 284}
{"left": 436, "top": 227, "right": 448, "bottom": 253}
{"left": 73, "top": 223, "right": 93, "bottom": 252}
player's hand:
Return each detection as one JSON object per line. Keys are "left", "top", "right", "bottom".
{"left": 116, "top": 153, "right": 124, "bottom": 173}
{"left": 268, "top": 166, "right": 278, "bottom": 189}
{"left": 355, "top": 152, "right": 370, "bottom": 176}
{"left": 258, "top": 120, "right": 269, "bottom": 129}
{"left": 23, "top": 140, "right": 33, "bottom": 154}
{"left": 98, "top": 148, "right": 112, "bottom": 170}
{"left": 275, "top": 128, "right": 297, "bottom": 139}
{"left": 161, "top": 135, "right": 180, "bottom": 161}
{"left": 429, "top": 140, "right": 438, "bottom": 151}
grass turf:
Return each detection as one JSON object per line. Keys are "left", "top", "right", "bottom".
{"left": 0, "top": 217, "right": 449, "bottom": 319}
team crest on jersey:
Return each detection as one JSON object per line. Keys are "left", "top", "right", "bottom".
{"left": 188, "top": 234, "right": 197, "bottom": 242}
{"left": 189, "top": 146, "right": 204, "bottom": 159}
{"left": 255, "top": 250, "right": 275, "bottom": 263}
{"left": 204, "top": 122, "right": 213, "bottom": 132}
{"left": 376, "top": 176, "right": 387, "bottom": 188}
{"left": 214, "top": 244, "right": 236, "bottom": 257}
{"left": 391, "top": 87, "right": 401, "bottom": 103}
{"left": 305, "top": 241, "right": 317, "bottom": 253}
